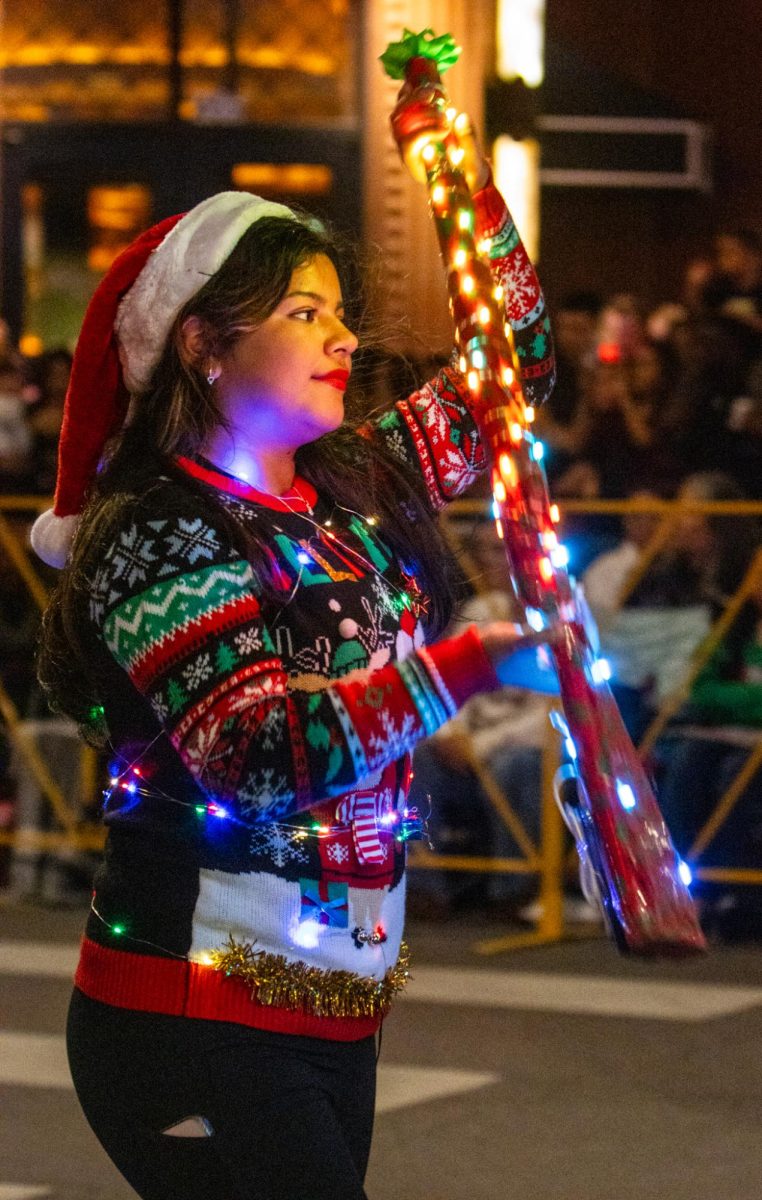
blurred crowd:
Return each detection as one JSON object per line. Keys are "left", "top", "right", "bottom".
{"left": 2, "top": 227, "right": 762, "bottom": 937}
{"left": 537, "top": 226, "right": 762, "bottom": 509}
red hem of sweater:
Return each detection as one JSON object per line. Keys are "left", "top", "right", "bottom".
{"left": 472, "top": 173, "right": 508, "bottom": 239}
{"left": 74, "top": 937, "right": 381, "bottom": 1041}
{"left": 427, "top": 625, "right": 500, "bottom": 710}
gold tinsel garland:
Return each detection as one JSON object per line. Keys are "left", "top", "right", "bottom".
{"left": 208, "top": 937, "right": 411, "bottom": 1019}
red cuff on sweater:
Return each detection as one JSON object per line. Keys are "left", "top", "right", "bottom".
{"left": 472, "top": 171, "right": 509, "bottom": 240}
{"left": 425, "top": 624, "right": 500, "bottom": 712}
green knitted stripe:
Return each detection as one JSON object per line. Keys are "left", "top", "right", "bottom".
{"left": 103, "top": 560, "right": 255, "bottom": 668}
{"left": 397, "top": 657, "right": 448, "bottom": 736}
{"left": 489, "top": 219, "right": 519, "bottom": 258}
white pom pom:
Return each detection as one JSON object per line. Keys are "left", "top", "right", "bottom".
{"left": 30, "top": 510, "right": 79, "bottom": 569}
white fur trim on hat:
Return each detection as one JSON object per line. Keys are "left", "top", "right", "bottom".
{"left": 30, "top": 509, "right": 79, "bottom": 569}
{"left": 114, "top": 192, "right": 296, "bottom": 394}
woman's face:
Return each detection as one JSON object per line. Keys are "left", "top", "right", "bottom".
{"left": 214, "top": 253, "right": 358, "bottom": 454}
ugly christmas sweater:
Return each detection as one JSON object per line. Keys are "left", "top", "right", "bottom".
{"left": 74, "top": 178, "right": 555, "bottom": 1040}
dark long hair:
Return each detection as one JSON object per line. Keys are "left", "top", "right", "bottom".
{"left": 38, "top": 215, "right": 462, "bottom": 731}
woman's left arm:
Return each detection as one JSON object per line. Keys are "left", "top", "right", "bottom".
{"left": 366, "top": 167, "right": 555, "bottom": 509}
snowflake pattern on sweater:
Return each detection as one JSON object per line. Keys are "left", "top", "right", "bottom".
{"left": 76, "top": 179, "right": 555, "bottom": 1038}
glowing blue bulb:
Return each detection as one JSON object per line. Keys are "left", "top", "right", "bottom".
{"left": 297, "top": 551, "right": 311, "bottom": 565}
{"left": 590, "top": 657, "right": 611, "bottom": 684}
{"left": 532, "top": 440, "right": 545, "bottom": 461}
{"left": 125, "top": 782, "right": 138, "bottom": 794}
{"left": 492, "top": 499, "right": 501, "bottom": 519}
{"left": 678, "top": 860, "right": 693, "bottom": 886}
{"left": 550, "top": 544, "right": 570, "bottom": 568}
{"left": 209, "top": 804, "right": 228, "bottom": 819}
{"left": 565, "top": 738, "right": 577, "bottom": 761}
{"left": 616, "top": 780, "right": 636, "bottom": 810}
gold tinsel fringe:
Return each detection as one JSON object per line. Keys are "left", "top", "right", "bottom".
{"left": 208, "top": 937, "right": 411, "bottom": 1019}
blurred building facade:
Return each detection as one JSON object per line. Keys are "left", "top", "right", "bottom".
{"left": 1, "top": 1, "right": 761, "bottom": 355}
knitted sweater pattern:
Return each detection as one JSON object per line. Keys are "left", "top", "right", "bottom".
{"left": 75, "top": 182, "right": 554, "bottom": 1038}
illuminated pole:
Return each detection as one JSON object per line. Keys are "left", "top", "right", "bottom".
{"left": 381, "top": 29, "right": 706, "bottom": 957}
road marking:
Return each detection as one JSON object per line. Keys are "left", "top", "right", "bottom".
{"left": 376, "top": 1064, "right": 498, "bottom": 1113}
{"left": 0, "top": 942, "right": 78, "bottom": 979}
{"left": 404, "top": 966, "right": 762, "bottom": 1021}
{"left": 0, "top": 1030, "right": 497, "bottom": 1113}
{"left": 0, "top": 1033, "right": 71, "bottom": 1089}
{"left": 3, "top": 941, "right": 762, "bottom": 1022}
{"left": 0, "top": 1186, "right": 52, "bottom": 1199}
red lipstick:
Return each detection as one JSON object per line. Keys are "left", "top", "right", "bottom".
{"left": 314, "top": 369, "right": 350, "bottom": 392}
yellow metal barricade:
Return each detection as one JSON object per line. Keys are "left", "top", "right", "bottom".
{"left": 0, "top": 496, "right": 104, "bottom": 862}
{"left": 1, "top": 493, "right": 761, "bottom": 939}
{"left": 409, "top": 496, "right": 762, "bottom": 950}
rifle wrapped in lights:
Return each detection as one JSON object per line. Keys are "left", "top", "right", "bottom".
{"left": 381, "top": 29, "right": 706, "bottom": 955}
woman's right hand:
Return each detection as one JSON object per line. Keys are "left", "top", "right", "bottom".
{"left": 480, "top": 622, "right": 559, "bottom": 666}
{"left": 479, "top": 621, "right": 563, "bottom": 692}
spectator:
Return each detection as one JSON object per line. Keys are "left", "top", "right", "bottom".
{"left": 664, "top": 314, "right": 751, "bottom": 481}
{"left": 406, "top": 520, "right": 550, "bottom": 917}
{"left": 0, "top": 353, "right": 32, "bottom": 493}
{"left": 25, "top": 348, "right": 72, "bottom": 494}
{"left": 655, "top": 471, "right": 762, "bottom": 939}
{"left": 582, "top": 490, "right": 709, "bottom": 742}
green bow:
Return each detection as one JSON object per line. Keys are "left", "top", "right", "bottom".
{"left": 379, "top": 28, "right": 461, "bottom": 81}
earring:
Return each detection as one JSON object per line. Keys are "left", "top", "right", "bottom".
{"left": 207, "top": 368, "right": 219, "bottom": 385}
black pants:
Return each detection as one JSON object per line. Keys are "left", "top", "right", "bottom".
{"left": 67, "top": 989, "right": 376, "bottom": 1200}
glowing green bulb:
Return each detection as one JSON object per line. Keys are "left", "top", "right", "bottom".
{"left": 195, "top": 805, "right": 206, "bottom": 816}
{"left": 111, "top": 923, "right": 125, "bottom": 936}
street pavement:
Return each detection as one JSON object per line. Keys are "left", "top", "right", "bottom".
{"left": 1, "top": 897, "right": 761, "bottom": 1200}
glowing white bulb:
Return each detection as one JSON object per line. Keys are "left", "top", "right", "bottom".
{"left": 525, "top": 607, "right": 545, "bottom": 631}
{"left": 471, "top": 348, "right": 486, "bottom": 369}
{"left": 532, "top": 440, "right": 545, "bottom": 461}
{"left": 616, "top": 780, "right": 636, "bottom": 811}
{"left": 550, "top": 545, "right": 570, "bottom": 569}
{"left": 291, "top": 919, "right": 322, "bottom": 950}
{"left": 591, "top": 658, "right": 612, "bottom": 684}
{"left": 678, "top": 860, "right": 693, "bottom": 886}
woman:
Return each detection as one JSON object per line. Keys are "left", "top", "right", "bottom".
{"left": 33, "top": 167, "right": 554, "bottom": 1198}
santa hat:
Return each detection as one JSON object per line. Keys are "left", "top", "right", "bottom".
{"left": 31, "top": 191, "right": 296, "bottom": 568}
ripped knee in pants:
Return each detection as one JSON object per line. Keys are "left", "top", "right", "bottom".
{"left": 160, "top": 1116, "right": 214, "bottom": 1138}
